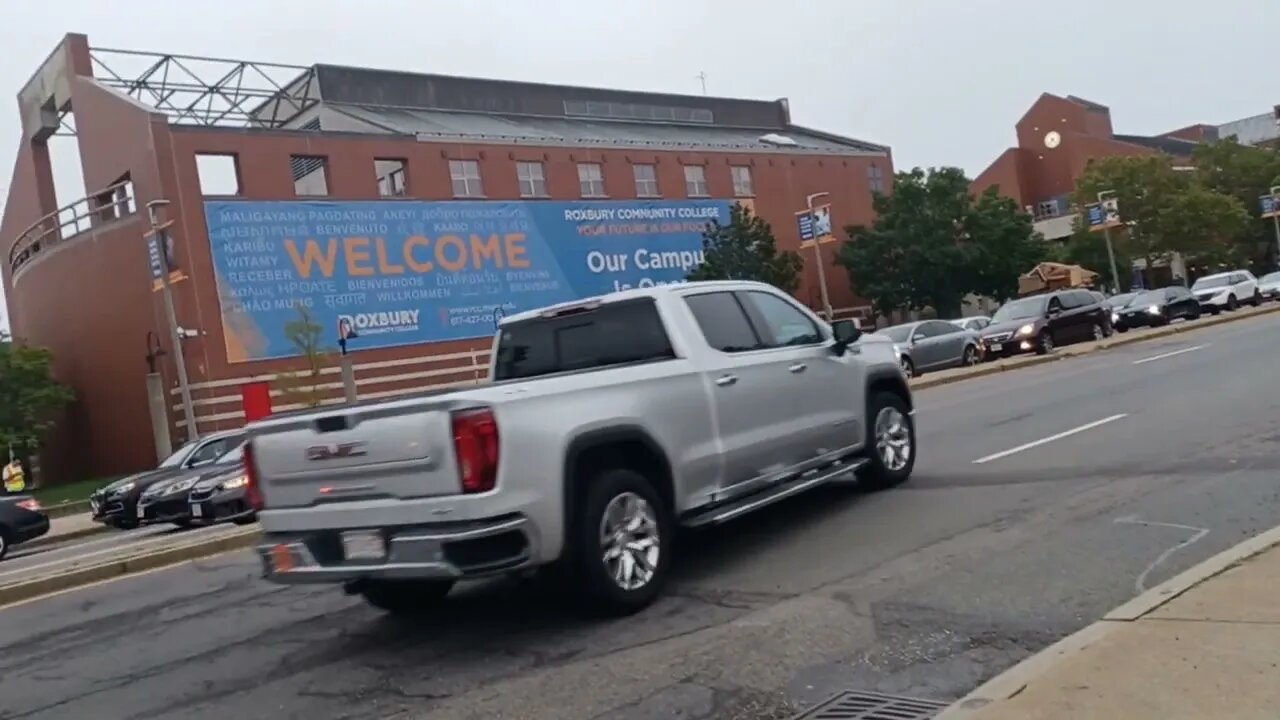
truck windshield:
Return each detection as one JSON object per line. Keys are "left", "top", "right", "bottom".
{"left": 493, "top": 298, "right": 675, "bottom": 381}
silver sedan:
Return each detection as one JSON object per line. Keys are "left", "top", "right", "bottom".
{"left": 872, "top": 319, "right": 983, "bottom": 378}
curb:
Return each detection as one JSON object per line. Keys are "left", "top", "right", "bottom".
{"left": 936, "top": 522, "right": 1280, "bottom": 719}
{"left": 43, "top": 501, "right": 91, "bottom": 520}
{"left": 909, "top": 302, "right": 1280, "bottom": 392}
{"left": 0, "top": 529, "right": 260, "bottom": 608}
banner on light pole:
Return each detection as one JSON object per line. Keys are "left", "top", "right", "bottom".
{"left": 1085, "top": 198, "right": 1123, "bottom": 232}
{"left": 796, "top": 203, "right": 835, "bottom": 249}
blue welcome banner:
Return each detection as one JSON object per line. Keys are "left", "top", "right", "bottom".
{"left": 203, "top": 199, "right": 731, "bottom": 361}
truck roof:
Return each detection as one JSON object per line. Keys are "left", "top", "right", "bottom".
{"left": 500, "top": 280, "right": 775, "bottom": 326}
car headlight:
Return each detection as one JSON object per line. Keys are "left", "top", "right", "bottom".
{"left": 1016, "top": 323, "right": 1035, "bottom": 337}
{"left": 1110, "top": 312, "right": 1119, "bottom": 323}
{"left": 141, "top": 482, "right": 167, "bottom": 498}
{"left": 1146, "top": 304, "right": 1161, "bottom": 314}
{"left": 108, "top": 481, "right": 136, "bottom": 497}
{"left": 166, "top": 478, "right": 197, "bottom": 495}
{"left": 220, "top": 475, "right": 249, "bottom": 490}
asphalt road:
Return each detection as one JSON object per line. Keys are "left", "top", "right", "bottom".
{"left": 4, "top": 309, "right": 1280, "bottom": 720}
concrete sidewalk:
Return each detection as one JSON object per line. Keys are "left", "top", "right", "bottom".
{"left": 939, "top": 528, "right": 1280, "bottom": 720}
{"left": 26, "top": 512, "right": 105, "bottom": 549}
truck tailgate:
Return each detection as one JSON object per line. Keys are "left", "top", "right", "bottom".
{"left": 252, "top": 402, "right": 463, "bottom": 509}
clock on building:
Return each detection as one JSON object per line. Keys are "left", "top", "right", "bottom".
{"left": 1044, "top": 131, "right": 1062, "bottom": 149}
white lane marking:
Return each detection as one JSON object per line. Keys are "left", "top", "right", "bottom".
{"left": 1114, "top": 515, "right": 1210, "bottom": 593}
{"left": 972, "top": 414, "right": 1128, "bottom": 465}
{"left": 1132, "top": 344, "right": 1206, "bottom": 366}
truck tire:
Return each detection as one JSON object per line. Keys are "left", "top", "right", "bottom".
{"left": 857, "top": 391, "right": 915, "bottom": 491}
{"left": 359, "top": 579, "right": 455, "bottom": 615}
{"left": 570, "top": 467, "right": 673, "bottom": 617}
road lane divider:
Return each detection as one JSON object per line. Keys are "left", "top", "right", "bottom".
{"left": 1131, "top": 344, "right": 1206, "bottom": 365}
{"left": 971, "top": 414, "right": 1128, "bottom": 465}
{"left": 0, "top": 527, "right": 260, "bottom": 609}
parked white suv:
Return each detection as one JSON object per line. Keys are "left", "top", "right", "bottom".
{"left": 1190, "top": 270, "right": 1261, "bottom": 313}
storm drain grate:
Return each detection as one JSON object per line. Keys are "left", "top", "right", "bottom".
{"left": 792, "top": 690, "right": 949, "bottom": 720}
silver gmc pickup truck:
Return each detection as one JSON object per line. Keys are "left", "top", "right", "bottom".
{"left": 246, "top": 280, "right": 915, "bottom": 616}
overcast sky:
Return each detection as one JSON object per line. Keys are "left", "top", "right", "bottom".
{"left": 2, "top": 0, "right": 1279, "bottom": 323}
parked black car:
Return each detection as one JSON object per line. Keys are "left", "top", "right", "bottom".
{"left": 0, "top": 495, "right": 50, "bottom": 560}
{"left": 981, "top": 288, "right": 1112, "bottom": 358}
{"left": 136, "top": 443, "right": 249, "bottom": 528}
{"left": 188, "top": 446, "right": 257, "bottom": 527}
{"left": 90, "top": 430, "right": 245, "bottom": 529}
{"left": 1112, "top": 286, "right": 1201, "bottom": 331}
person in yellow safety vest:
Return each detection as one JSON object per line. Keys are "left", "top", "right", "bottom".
{"left": 3, "top": 458, "right": 25, "bottom": 494}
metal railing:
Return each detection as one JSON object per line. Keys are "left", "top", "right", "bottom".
{"left": 8, "top": 179, "right": 137, "bottom": 275}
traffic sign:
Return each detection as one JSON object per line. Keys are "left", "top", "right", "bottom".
{"left": 1260, "top": 195, "right": 1279, "bottom": 219}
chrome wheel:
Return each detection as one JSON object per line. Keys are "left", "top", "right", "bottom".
{"left": 599, "top": 492, "right": 660, "bottom": 592}
{"left": 962, "top": 346, "right": 979, "bottom": 366}
{"left": 874, "top": 406, "right": 912, "bottom": 472}
{"left": 1092, "top": 324, "right": 1104, "bottom": 341}
{"left": 900, "top": 357, "right": 914, "bottom": 378}
{"left": 0, "top": 533, "right": 7, "bottom": 560}
{"left": 1041, "top": 332, "right": 1054, "bottom": 353}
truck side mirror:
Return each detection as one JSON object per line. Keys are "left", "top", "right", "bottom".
{"left": 832, "top": 319, "right": 861, "bottom": 354}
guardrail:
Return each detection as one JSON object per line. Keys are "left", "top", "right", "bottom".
{"left": 8, "top": 179, "right": 137, "bottom": 276}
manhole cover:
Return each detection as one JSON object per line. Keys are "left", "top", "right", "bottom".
{"left": 792, "top": 690, "right": 949, "bottom": 720}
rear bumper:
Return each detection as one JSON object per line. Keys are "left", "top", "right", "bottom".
{"left": 257, "top": 514, "right": 538, "bottom": 584}
{"left": 13, "top": 514, "right": 50, "bottom": 544}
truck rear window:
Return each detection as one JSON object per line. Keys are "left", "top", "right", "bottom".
{"left": 493, "top": 298, "right": 675, "bottom": 381}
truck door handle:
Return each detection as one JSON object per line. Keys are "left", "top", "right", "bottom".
{"left": 788, "top": 363, "right": 807, "bottom": 374}
{"left": 715, "top": 374, "right": 738, "bottom": 387}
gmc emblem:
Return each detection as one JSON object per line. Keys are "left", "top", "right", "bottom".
{"left": 305, "top": 442, "right": 368, "bottom": 461}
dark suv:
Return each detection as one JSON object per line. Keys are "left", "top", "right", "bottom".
{"left": 981, "top": 289, "right": 1111, "bottom": 357}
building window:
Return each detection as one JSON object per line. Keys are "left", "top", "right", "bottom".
{"left": 633, "top": 164, "right": 660, "bottom": 198}
{"left": 868, "top": 164, "right": 886, "bottom": 194}
{"left": 578, "top": 162, "right": 606, "bottom": 198}
{"left": 375, "top": 159, "right": 408, "bottom": 197}
{"left": 1036, "top": 200, "right": 1059, "bottom": 219}
{"left": 195, "top": 154, "right": 241, "bottom": 196}
{"left": 516, "top": 161, "right": 547, "bottom": 198}
{"left": 449, "top": 159, "right": 484, "bottom": 198}
{"left": 684, "top": 165, "right": 709, "bottom": 197}
{"left": 291, "top": 155, "right": 329, "bottom": 196}
{"left": 730, "top": 165, "right": 754, "bottom": 197}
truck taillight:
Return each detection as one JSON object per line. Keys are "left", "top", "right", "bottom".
{"left": 452, "top": 408, "right": 499, "bottom": 494}
{"left": 243, "top": 442, "right": 264, "bottom": 511}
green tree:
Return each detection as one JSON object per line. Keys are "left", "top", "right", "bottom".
{"left": 275, "top": 304, "right": 331, "bottom": 408}
{"left": 837, "top": 167, "right": 1046, "bottom": 318}
{"left": 687, "top": 202, "right": 804, "bottom": 294}
{"left": 1192, "top": 138, "right": 1280, "bottom": 269}
{"left": 1074, "top": 155, "right": 1250, "bottom": 269}
{"left": 0, "top": 336, "right": 75, "bottom": 454}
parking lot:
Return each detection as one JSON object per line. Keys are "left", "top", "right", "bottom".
{"left": 2, "top": 308, "right": 1280, "bottom": 720}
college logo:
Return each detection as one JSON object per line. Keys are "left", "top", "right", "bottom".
{"left": 336, "top": 310, "right": 420, "bottom": 336}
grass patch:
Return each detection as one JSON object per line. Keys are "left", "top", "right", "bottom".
{"left": 32, "top": 477, "right": 120, "bottom": 506}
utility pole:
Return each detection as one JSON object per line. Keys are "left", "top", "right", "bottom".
{"left": 696, "top": 71, "right": 707, "bottom": 95}
{"left": 1270, "top": 185, "right": 1280, "bottom": 269}
{"left": 806, "top": 192, "right": 834, "bottom": 320}
{"left": 146, "top": 199, "right": 198, "bottom": 440}
{"left": 1097, "top": 190, "right": 1123, "bottom": 293}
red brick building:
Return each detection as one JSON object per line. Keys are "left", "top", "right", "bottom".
{"left": 972, "top": 93, "right": 1201, "bottom": 242}
{"left": 2, "top": 34, "right": 893, "bottom": 484}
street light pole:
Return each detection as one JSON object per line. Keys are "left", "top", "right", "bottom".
{"left": 806, "top": 192, "right": 834, "bottom": 319}
{"left": 146, "top": 200, "right": 199, "bottom": 440}
{"left": 1097, "top": 190, "right": 1123, "bottom": 293}
{"left": 1270, "top": 185, "right": 1280, "bottom": 269}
